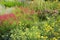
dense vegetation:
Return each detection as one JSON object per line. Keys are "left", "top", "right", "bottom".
{"left": 0, "top": 0, "right": 60, "bottom": 40}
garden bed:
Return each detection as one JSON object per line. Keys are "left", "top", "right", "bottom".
{"left": 0, "top": 0, "right": 60, "bottom": 40}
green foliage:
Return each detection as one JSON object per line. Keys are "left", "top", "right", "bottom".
{"left": 28, "top": 0, "right": 59, "bottom": 11}
{"left": 9, "top": 7, "right": 60, "bottom": 40}
{"left": 10, "top": 15, "right": 60, "bottom": 40}
{"left": 0, "top": 0, "right": 60, "bottom": 40}
{"left": 0, "top": 0, "right": 24, "bottom": 7}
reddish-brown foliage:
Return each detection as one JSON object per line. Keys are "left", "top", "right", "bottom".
{"left": 19, "top": 7, "right": 35, "bottom": 14}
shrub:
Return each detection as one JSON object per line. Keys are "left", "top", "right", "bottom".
{"left": 10, "top": 14, "right": 60, "bottom": 40}
{"left": 0, "top": 13, "right": 18, "bottom": 40}
{"left": 0, "top": 0, "right": 60, "bottom": 40}
{"left": 0, "top": 1, "right": 24, "bottom": 7}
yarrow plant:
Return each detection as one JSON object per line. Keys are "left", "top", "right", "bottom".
{"left": 0, "top": 13, "right": 16, "bottom": 31}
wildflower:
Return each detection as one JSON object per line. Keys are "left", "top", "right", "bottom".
{"left": 9, "top": 13, "right": 15, "bottom": 17}
{"left": 45, "top": 25, "right": 53, "bottom": 32}
{"left": 9, "top": 13, "right": 16, "bottom": 20}
{"left": 52, "top": 10, "right": 59, "bottom": 16}
{"left": 0, "top": 15, "right": 3, "bottom": 20}
{"left": 41, "top": 36, "right": 44, "bottom": 38}
{"left": 3, "top": 14, "right": 9, "bottom": 20}
{"left": 41, "top": 36, "right": 48, "bottom": 39}
{"left": 44, "top": 9, "right": 50, "bottom": 13}
{"left": 45, "top": 23, "right": 48, "bottom": 26}
{"left": 53, "top": 10, "right": 59, "bottom": 14}
{"left": 35, "top": 32, "right": 40, "bottom": 35}
{"left": 37, "top": 10, "right": 42, "bottom": 15}
{"left": 53, "top": 37, "right": 58, "bottom": 40}
{"left": 26, "top": 28, "right": 29, "bottom": 31}
{"left": 37, "top": 35, "right": 40, "bottom": 38}
{"left": 24, "top": 7, "right": 29, "bottom": 13}
{"left": 0, "top": 15, "right": 5, "bottom": 21}
{"left": 30, "top": 10, "right": 35, "bottom": 14}
{"left": 22, "top": 32, "right": 25, "bottom": 35}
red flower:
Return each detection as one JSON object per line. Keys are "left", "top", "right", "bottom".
{"left": 9, "top": 13, "right": 16, "bottom": 20}
{"left": 0, "top": 15, "right": 5, "bottom": 21}
{"left": 30, "top": 10, "right": 35, "bottom": 14}
{"left": 3, "top": 14, "right": 9, "bottom": 20}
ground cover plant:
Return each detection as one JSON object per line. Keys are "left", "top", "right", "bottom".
{"left": 0, "top": 0, "right": 60, "bottom": 40}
